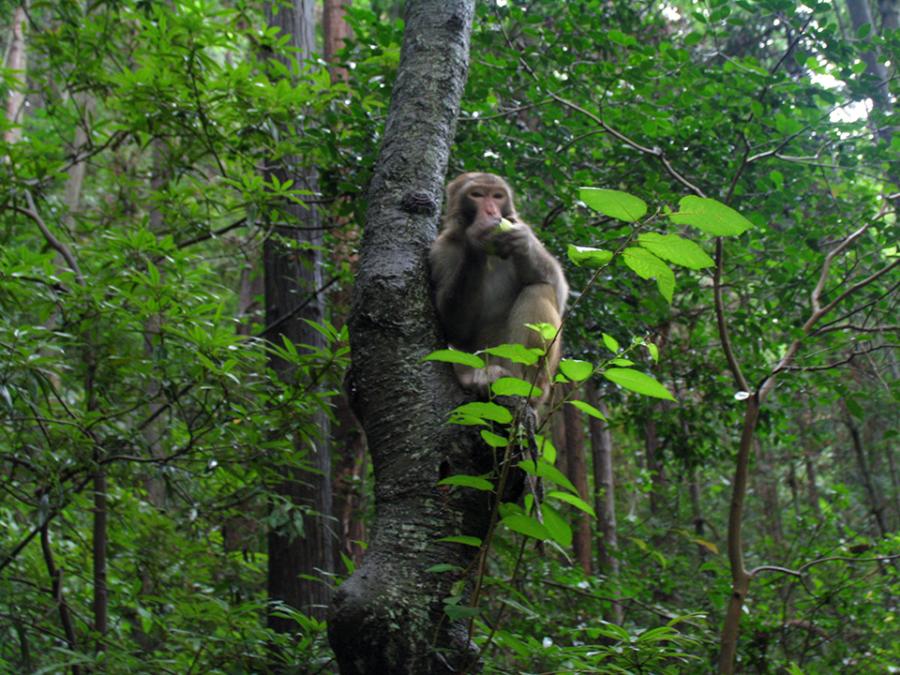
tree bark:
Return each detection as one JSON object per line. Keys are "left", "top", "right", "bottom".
{"left": 586, "top": 380, "right": 622, "bottom": 624}
{"left": 717, "top": 396, "right": 760, "bottom": 674}
{"left": 3, "top": 5, "right": 27, "bottom": 146}
{"left": 263, "top": 0, "right": 334, "bottom": 626}
{"left": 323, "top": 0, "right": 352, "bottom": 81}
{"left": 842, "top": 400, "right": 888, "bottom": 537}
{"left": 327, "top": 2, "right": 482, "bottom": 672}
{"left": 563, "top": 386, "right": 592, "bottom": 575}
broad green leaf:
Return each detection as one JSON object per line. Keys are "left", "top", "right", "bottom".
{"left": 547, "top": 490, "right": 597, "bottom": 517}
{"left": 491, "top": 376, "right": 542, "bottom": 398}
{"left": 483, "top": 343, "right": 542, "bottom": 365}
{"left": 444, "top": 604, "right": 480, "bottom": 620}
{"left": 526, "top": 322, "right": 559, "bottom": 341}
{"left": 609, "top": 358, "right": 635, "bottom": 366}
{"left": 426, "top": 563, "right": 462, "bottom": 573}
{"left": 541, "top": 504, "right": 573, "bottom": 547}
{"left": 518, "top": 459, "right": 578, "bottom": 493}
{"left": 502, "top": 513, "right": 551, "bottom": 541}
{"left": 669, "top": 196, "right": 752, "bottom": 236}
{"left": 450, "top": 401, "right": 512, "bottom": 424}
{"left": 437, "top": 535, "right": 482, "bottom": 547}
{"left": 637, "top": 232, "right": 714, "bottom": 269}
{"left": 423, "top": 349, "right": 485, "bottom": 369}
{"left": 437, "top": 474, "right": 494, "bottom": 491}
{"left": 567, "top": 399, "right": 606, "bottom": 421}
{"left": 567, "top": 245, "right": 613, "bottom": 267}
{"left": 558, "top": 359, "right": 593, "bottom": 382}
{"left": 646, "top": 342, "right": 660, "bottom": 362}
{"left": 602, "top": 333, "right": 620, "bottom": 353}
{"left": 692, "top": 537, "right": 719, "bottom": 554}
{"left": 622, "top": 247, "right": 675, "bottom": 302}
{"left": 603, "top": 368, "right": 676, "bottom": 401}
{"left": 480, "top": 429, "right": 509, "bottom": 448}
{"left": 580, "top": 187, "right": 647, "bottom": 222}
{"left": 536, "top": 434, "right": 557, "bottom": 464}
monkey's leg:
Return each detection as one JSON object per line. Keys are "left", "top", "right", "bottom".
{"left": 505, "top": 284, "right": 562, "bottom": 404}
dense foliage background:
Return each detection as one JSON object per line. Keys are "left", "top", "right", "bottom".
{"left": 1, "top": 0, "right": 896, "bottom": 672}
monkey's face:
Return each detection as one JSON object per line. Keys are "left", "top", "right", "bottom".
{"left": 463, "top": 183, "right": 511, "bottom": 241}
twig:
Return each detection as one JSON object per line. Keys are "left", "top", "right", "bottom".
{"left": 17, "top": 191, "right": 85, "bottom": 286}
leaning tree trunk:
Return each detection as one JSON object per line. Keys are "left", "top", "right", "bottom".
{"left": 263, "top": 0, "right": 334, "bottom": 626}
{"left": 327, "top": 2, "right": 489, "bottom": 673}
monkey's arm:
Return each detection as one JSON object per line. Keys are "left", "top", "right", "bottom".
{"left": 429, "top": 235, "right": 486, "bottom": 346}
{"left": 495, "top": 227, "right": 568, "bottom": 313}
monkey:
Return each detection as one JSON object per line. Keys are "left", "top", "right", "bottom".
{"left": 429, "top": 172, "right": 568, "bottom": 405}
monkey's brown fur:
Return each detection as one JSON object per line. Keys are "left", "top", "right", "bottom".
{"left": 430, "top": 173, "right": 568, "bottom": 404}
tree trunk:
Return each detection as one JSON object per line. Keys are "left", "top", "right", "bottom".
{"left": 327, "top": 2, "right": 481, "bottom": 672}
{"left": 3, "top": 5, "right": 27, "bottom": 146}
{"left": 263, "top": 0, "right": 334, "bottom": 626}
{"left": 717, "top": 396, "right": 760, "bottom": 674}
{"left": 563, "top": 386, "right": 592, "bottom": 575}
{"left": 643, "top": 412, "right": 666, "bottom": 517}
{"left": 586, "top": 380, "right": 622, "bottom": 624}
{"left": 842, "top": 400, "right": 888, "bottom": 537}
{"left": 323, "top": 0, "right": 352, "bottom": 81}
{"left": 753, "top": 439, "right": 783, "bottom": 547}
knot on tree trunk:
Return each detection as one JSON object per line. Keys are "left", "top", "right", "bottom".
{"left": 400, "top": 191, "right": 438, "bottom": 216}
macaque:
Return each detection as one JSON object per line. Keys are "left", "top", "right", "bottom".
{"left": 429, "top": 172, "right": 568, "bottom": 404}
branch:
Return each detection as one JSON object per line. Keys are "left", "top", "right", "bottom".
{"left": 14, "top": 191, "right": 85, "bottom": 286}
{"left": 715, "top": 239, "right": 749, "bottom": 391}
{"left": 783, "top": 344, "right": 899, "bottom": 372}
{"left": 749, "top": 553, "right": 900, "bottom": 579}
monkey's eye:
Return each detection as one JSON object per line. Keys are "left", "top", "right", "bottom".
{"left": 470, "top": 190, "right": 484, "bottom": 198}
{"left": 493, "top": 192, "right": 506, "bottom": 200}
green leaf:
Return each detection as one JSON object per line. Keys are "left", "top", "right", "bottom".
{"left": 580, "top": 187, "right": 647, "bottom": 222}
{"left": 603, "top": 368, "right": 676, "bottom": 401}
{"left": 444, "top": 604, "right": 480, "bottom": 620}
{"left": 536, "top": 434, "right": 556, "bottom": 464}
{"left": 567, "top": 245, "right": 614, "bottom": 267}
{"left": 646, "top": 342, "right": 660, "bottom": 362}
{"left": 426, "top": 563, "right": 462, "bottom": 573}
{"left": 567, "top": 399, "right": 606, "bottom": 421}
{"left": 669, "top": 196, "right": 753, "bottom": 236}
{"left": 518, "top": 459, "right": 578, "bottom": 494}
{"left": 637, "top": 232, "right": 714, "bottom": 269}
{"left": 437, "top": 474, "right": 494, "bottom": 491}
{"left": 541, "top": 504, "right": 573, "bottom": 547}
{"left": 502, "top": 513, "right": 551, "bottom": 541}
{"left": 547, "top": 490, "right": 597, "bottom": 517}
{"left": 450, "top": 401, "right": 513, "bottom": 424}
{"left": 491, "top": 376, "right": 542, "bottom": 398}
{"left": 483, "top": 343, "right": 542, "bottom": 365}
{"left": 526, "top": 322, "right": 559, "bottom": 341}
{"left": 558, "top": 359, "right": 593, "bottom": 382}
{"left": 622, "top": 247, "right": 675, "bottom": 302}
{"left": 609, "top": 358, "right": 635, "bottom": 366}
{"left": 602, "top": 333, "right": 620, "bottom": 353}
{"left": 480, "top": 429, "right": 509, "bottom": 448}
{"left": 437, "top": 535, "right": 482, "bottom": 547}
{"left": 423, "top": 349, "right": 485, "bottom": 368}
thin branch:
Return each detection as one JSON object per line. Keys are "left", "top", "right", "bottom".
{"left": 16, "top": 191, "right": 85, "bottom": 286}
{"left": 714, "top": 239, "right": 749, "bottom": 391}
{"left": 750, "top": 553, "right": 900, "bottom": 579}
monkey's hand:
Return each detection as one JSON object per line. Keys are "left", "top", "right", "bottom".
{"left": 489, "top": 225, "right": 531, "bottom": 259}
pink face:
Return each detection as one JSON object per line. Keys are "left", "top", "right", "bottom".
{"left": 466, "top": 184, "right": 509, "bottom": 238}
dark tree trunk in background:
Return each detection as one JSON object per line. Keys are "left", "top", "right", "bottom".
{"left": 643, "top": 413, "right": 666, "bottom": 517}
{"left": 586, "top": 381, "right": 622, "bottom": 624}
{"left": 327, "top": 2, "right": 482, "bottom": 673}
{"left": 263, "top": 0, "right": 334, "bottom": 625}
{"left": 563, "top": 386, "right": 592, "bottom": 575}
{"left": 324, "top": 0, "right": 352, "bottom": 81}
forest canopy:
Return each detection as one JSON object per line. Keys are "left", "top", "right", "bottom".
{"left": 0, "top": 0, "right": 897, "bottom": 673}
